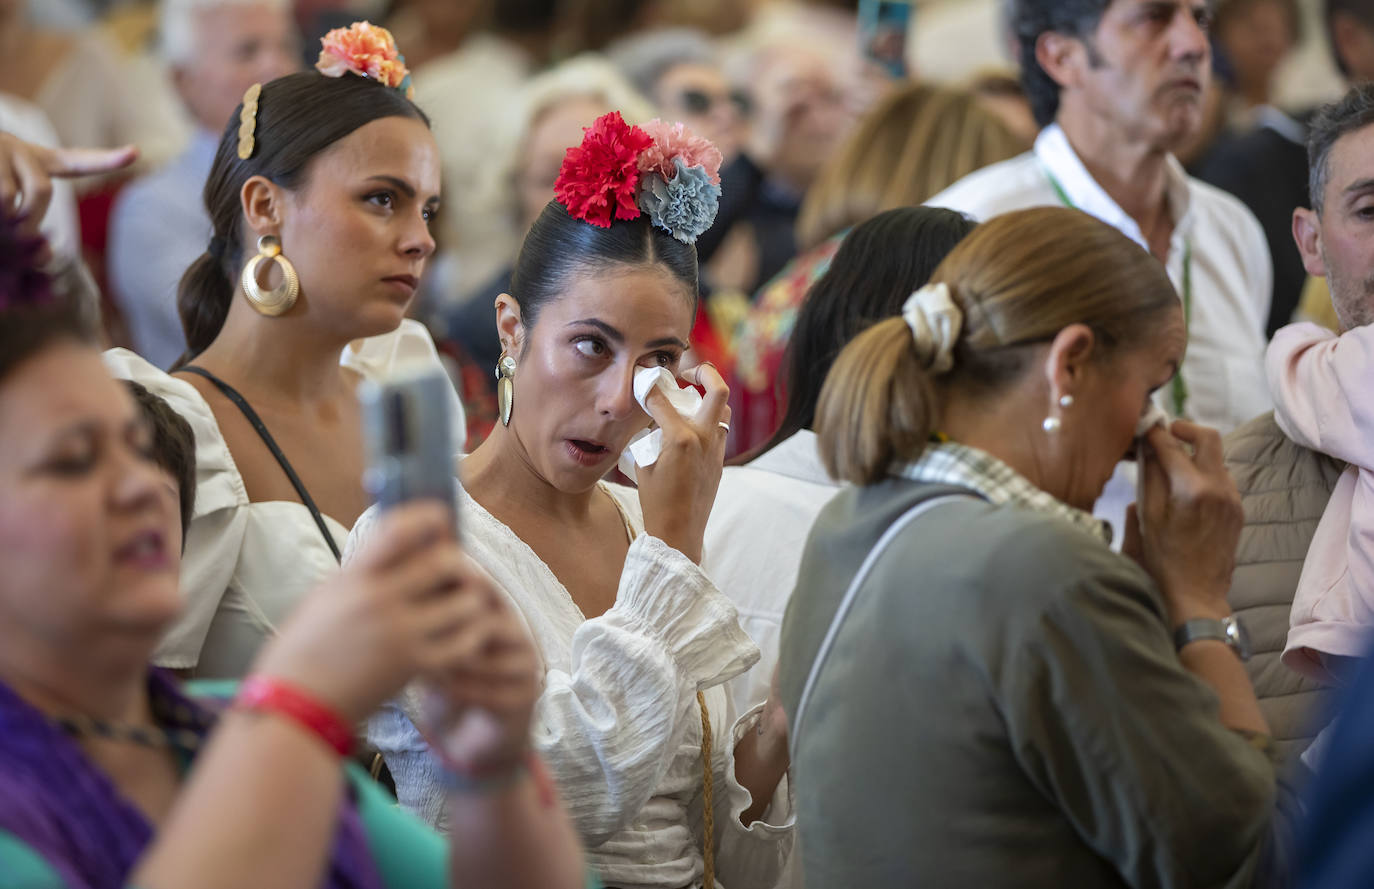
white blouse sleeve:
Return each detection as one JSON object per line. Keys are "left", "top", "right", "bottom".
{"left": 104, "top": 348, "right": 251, "bottom": 669}
{"left": 353, "top": 498, "right": 796, "bottom": 874}
{"left": 536, "top": 533, "right": 758, "bottom": 845}
{"left": 714, "top": 702, "right": 797, "bottom": 888}
{"left": 342, "top": 318, "right": 467, "bottom": 454}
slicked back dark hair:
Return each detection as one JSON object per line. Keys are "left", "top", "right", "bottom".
{"left": 1012, "top": 0, "right": 1113, "bottom": 127}
{"left": 509, "top": 200, "right": 698, "bottom": 340}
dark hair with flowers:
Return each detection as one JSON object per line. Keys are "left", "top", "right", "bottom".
{"left": 511, "top": 201, "right": 699, "bottom": 334}
{"left": 507, "top": 111, "right": 720, "bottom": 334}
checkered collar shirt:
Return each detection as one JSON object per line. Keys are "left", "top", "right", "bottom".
{"left": 893, "top": 441, "right": 1113, "bottom": 545}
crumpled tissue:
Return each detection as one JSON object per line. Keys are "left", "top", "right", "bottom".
{"left": 617, "top": 366, "right": 703, "bottom": 482}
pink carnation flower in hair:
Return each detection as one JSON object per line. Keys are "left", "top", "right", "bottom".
{"left": 317, "top": 21, "right": 412, "bottom": 94}
{"left": 637, "top": 119, "right": 723, "bottom": 186}
{"left": 554, "top": 111, "right": 654, "bottom": 228}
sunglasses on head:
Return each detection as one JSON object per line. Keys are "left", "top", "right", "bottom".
{"left": 678, "top": 88, "right": 751, "bottom": 117}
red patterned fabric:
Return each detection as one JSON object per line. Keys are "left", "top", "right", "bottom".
{"left": 726, "top": 234, "right": 844, "bottom": 456}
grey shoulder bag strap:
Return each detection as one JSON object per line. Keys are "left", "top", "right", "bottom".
{"left": 790, "top": 494, "right": 977, "bottom": 757}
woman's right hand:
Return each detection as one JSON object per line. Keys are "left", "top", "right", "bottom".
{"left": 251, "top": 502, "right": 493, "bottom": 724}
{"left": 1126, "top": 420, "right": 1243, "bottom": 625}
{"left": 0, "top": 133, "right": 136, "bottom": 256}
{"left": 422, "top": 586, "right": 542, "bottom": 774}
{"left": 635, "top": 361, "right": 731, "bottom": 563}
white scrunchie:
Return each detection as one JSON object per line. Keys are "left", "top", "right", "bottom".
{"left": 902, "top": 282, "right": 963, "bottom": 373}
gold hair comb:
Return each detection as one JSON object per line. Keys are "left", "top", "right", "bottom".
{"left": 237, "top": 83, "right": 261, "bottom": 160}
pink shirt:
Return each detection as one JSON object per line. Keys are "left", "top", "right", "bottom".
{"left": 1267, "top": 322, "right": 1374, "bottom": 683}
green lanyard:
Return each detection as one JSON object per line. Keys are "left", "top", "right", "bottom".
{"left": 1043, "top": 167, "right": 1192, "bottom": 418}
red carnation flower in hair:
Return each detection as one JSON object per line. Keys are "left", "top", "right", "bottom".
{"left": 554, "top": 111, "right": 653, "bottom": 228}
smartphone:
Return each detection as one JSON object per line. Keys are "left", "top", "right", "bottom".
{"left": 858, "top": 0, "right": 913, "bottom": 79}
{"left": 359, "top": 363, "right": 458, "bottom": 533}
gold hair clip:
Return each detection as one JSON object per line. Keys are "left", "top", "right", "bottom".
{"left": 237, "top": 82, "right": 262, "bottom": 160}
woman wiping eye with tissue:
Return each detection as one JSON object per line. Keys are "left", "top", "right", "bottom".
{"left": 346, "top": 113, "right": 794, "bottom": 889}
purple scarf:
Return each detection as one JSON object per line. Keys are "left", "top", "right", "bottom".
{"left": 0, "top": 669, "right": 385, "bottom": 889}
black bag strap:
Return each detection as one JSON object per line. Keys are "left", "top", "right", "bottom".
{"left": 180, "top": 365, "right": 342, "bottom": 563}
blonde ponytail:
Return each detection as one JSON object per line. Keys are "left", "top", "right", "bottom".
{"left": 815, "top": 207, "right": 1179, "bottom": 487}
{"left": 816, "top": 318, "right": 939, "bottom": 486}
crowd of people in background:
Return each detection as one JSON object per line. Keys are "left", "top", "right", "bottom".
{"left": 8, "top": 0, "right": 1374, "bottom": 886}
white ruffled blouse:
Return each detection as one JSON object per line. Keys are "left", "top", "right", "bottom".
{"left": 104, "top": 320, "right": 465, "bottom": 678}
{"left": 351, "top": 482, "right": 795, "bottom": 889}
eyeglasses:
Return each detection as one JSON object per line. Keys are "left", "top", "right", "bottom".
{"left": 676, "top": 88, "right": 752, "bottom": 118}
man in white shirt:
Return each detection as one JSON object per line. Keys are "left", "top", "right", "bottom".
{"left": 928, "top": 0, "right": 1273, "bottom": 436}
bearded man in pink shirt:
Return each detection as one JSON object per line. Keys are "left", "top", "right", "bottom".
{"left": 1267, "top": 83, "right": 1374, "bottom": 703}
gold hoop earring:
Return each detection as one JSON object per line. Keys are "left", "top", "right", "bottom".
{"left": 241, "top": 235, "right": 299, "bottom": 316}
{"left": 496, "top": 354, "right": 517, "bottom": 426}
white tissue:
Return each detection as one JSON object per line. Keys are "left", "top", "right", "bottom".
{"left": 617, "top": 366, "right": 704, "bottom": 482}
{"left": 1135, "top": 403, "right": 1170, "bottom": 439}
{"left": 1134, "top": 403, "right": 1172, "bottom": 505}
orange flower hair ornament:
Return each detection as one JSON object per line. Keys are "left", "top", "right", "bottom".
{"left": 315, "top": 21, "right": 415, "bottom": 100}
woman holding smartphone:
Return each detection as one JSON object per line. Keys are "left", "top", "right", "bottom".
{"left": 0, "top": 215, "right": 585, "bottom": 888}
{"left": 352, "top": 114, "right": 794, "bottom": 889}
{"left": 108, "top": 24, "right": 465, "bottom": 680}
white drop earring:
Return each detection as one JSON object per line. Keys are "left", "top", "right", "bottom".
{"left": 1043, "top": 393, "right": 1073, "bottom": 433}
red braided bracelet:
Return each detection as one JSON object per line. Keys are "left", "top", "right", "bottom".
{"left": 234, "top": 676, "right": 354, "bottom": 757}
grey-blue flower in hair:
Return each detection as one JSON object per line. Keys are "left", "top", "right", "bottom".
{"left": 638, "top": 157, "right": 721, "bottom": 244}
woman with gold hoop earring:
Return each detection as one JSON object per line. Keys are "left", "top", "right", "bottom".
{"left": 351, "top": 114, "right": 795, "bottom": 889}
{"left": 105, "top": 29, "right": 466, "bottom": 683}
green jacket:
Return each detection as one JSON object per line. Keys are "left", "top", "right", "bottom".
{"left": 779, "top": 477, "right": 1301, "bottom": 888}
{"left": 1224, "top": 412, "right": 1342, "bottom": 760}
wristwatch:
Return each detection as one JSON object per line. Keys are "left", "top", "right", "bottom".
{"left": 1173, "top": 616, "right": 1252, "bottom": 662}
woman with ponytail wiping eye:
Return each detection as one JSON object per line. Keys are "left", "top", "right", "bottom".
{"left": 106, "top": 24, "right": 466, "bottom": 680}
{"left": 778, "top": 208, "right": 1303, "bottom": 889}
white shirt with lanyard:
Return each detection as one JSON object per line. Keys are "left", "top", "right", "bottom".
{"left": 926, "top": 123, "right": 1273, "bottom": 434}
{"left": 1042, "top": 165, "right": 1193, "bottom": 417}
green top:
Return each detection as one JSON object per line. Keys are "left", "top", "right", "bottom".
{"left": 0, "top": 680, "right": 601, "bottom": 889}
{"left": 779, "top": 477, "right": 1300, "bottom": 888}
{"left": 0, "top": 764, "right": 445, "bottom": 889}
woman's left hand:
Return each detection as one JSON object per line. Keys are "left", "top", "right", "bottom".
{"left": 734, "top": 664, "right": 791, "bottom": 825}
{"left": 758, "top": 662, "right": 790, "bottom": 760}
